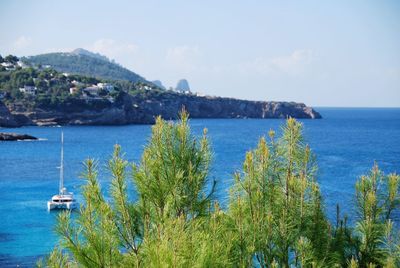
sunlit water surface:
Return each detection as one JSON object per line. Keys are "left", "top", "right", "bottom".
{"left": 0, "top": 108, "right": 399, "bottom": 266}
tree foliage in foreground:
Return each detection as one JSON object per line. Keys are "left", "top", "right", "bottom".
{"left": 39, "top": 112, "right": 400, "bottom": 267}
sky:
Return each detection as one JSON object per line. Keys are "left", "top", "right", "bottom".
{"left": 0, "top": 0, "right": 399, "bottom": 107}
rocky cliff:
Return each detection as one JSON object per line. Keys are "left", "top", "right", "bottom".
{"left": 175, "top": 79, "right": 190, "bottom": 92}
{"left": 0, "top": 132, "right": 37, "bottom": 141}
{"left": 0, "top": 91, "right": 321, "bottom": 127}
{"left": 0, "top": 101, "right": 20, "bottom": 127}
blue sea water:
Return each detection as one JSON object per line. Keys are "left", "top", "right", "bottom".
{"left": 0, "top": 108, "right": 399, "bottom": 267}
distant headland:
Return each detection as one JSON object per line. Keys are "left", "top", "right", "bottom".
{"left": 0, "top": 132, "right": 37, "bottom": 141}
{"left": 0, "top": 50, "right": 321, "bottom": 128}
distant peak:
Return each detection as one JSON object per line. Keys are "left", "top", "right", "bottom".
{"left": 175, "top": 79, "right": 190, "bottom": 92}
{"left": 71, "top": 48, "right": 93, "bottom": 55}
{"left": 71, "top": 48, "right": 89, "bottom": 54}
{"left": 152, "top": 80, "right": 166, "bottom": 90}
{"left": 71, "top": 48, "right": 109, "bottom": 62}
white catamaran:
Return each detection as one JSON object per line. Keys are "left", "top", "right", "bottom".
{"left": 47, "top": 132, "right": 78, "bottom": 211}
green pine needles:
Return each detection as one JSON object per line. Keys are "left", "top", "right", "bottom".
{"left": 39, "top": 111, "right": 400, "bottom": 268}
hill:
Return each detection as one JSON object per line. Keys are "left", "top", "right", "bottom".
{"left": 0, "top": 54, "right": 321, "bottom": 127}
{"left": 70, "top": 48, "right": 110, "bottom": 62}
{"left": 175, "top": 79, "right": 190, "bottom": 92}
{"left": 23, "top": 49, "right": 147, "bottom": 83}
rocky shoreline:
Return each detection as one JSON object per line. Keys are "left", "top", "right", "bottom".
{"left": 0, "top": 132, "right": 37, "bottom": 141}
{"left": 0, "top": 92, "right": 321, "bottom": 127}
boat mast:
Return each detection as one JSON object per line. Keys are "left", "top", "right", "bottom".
{"left": 59, "top": 132, "right": 64, "bottom": 194}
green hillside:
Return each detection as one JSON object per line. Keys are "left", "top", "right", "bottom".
{"left": 23, "top": 49, "right": 147, "bottom": 83}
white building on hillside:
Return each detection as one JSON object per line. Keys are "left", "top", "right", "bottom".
{"left": 17, "top": 61, "right": 28, "bottom": 68}
{"left": 1, "top": 62, "right": 15, "bottom": 70}
{"left": 71, "top": 80, "right": 84, "bottom": 87}
{"left": 83, "top": 85, "right": 100, "bottom": 96}
{"left": 19, "top": 85, "right": 37, "bottom": 95}
{"left": 69, "top": 87, "right": 79, "bottom": 95}
{"left": 97, "top": 83, "right": 114, "bottom": 92}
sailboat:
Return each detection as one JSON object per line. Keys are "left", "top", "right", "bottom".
{"left": 47, "top": 132, "right": 78, "bottom": 211}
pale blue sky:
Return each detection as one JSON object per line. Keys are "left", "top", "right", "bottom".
{"left": 1, "top": 0, "right": 399, "bottom": 107}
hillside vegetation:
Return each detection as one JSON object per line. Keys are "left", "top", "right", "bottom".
{"left": 0, "top": 54, "right": 162, "bottom": 112}
{"left": 23, "top": 49, "right": 146, "bottom": 83}
{"left": 0, "top": 54, "right": 321, "bottom": 127}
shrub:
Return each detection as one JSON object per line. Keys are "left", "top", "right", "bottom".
{"left": 40, "top": 114, "right": 400, "bottom": 267}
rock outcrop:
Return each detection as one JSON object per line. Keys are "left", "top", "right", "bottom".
{"left": 0, "top": 92, "right": 321, "bottom": 127}
{"left": 152, "top": 80, "right": 166, "bottom": 90}
{"left": 175, "top": 79, "right": 190, "bottom": 92}
{"left": 0, "top": 132, "right": 37, "bottom": 141}
{"left": 0, "top": 101, "right": 21, "bottom": 127}
{"left": 127, "top": 92, "right": 321, "bottom": 124}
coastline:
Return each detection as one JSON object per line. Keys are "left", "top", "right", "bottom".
{"left": 0, "top": 92, "right": 321, "bottom": 128}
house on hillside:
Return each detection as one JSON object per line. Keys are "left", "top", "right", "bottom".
{"left": 97, "top": 83, "right": 114, "bottom": 92}
{"left": 69, "top": 87, "right": 79, "bottom": 95}
{"left": 82, "top": 85, "right": 100, "bottom": 97}
{"left": 1, "top": 62, "right": 15, "bottom": 71}
{"left": 195, "top": 92, "right": 206, "bottom": 97}
{"left": 17, "top": 61, "right": 28, "bottom": 68}
{"left": 19, "top": 86, "right": 37, "bottom": 95}
{"left": 71, "top": 80, "right": 84, "bottom": 86}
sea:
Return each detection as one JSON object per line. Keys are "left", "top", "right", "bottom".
{"left": 0, "top": 108, "right": 399, "bottom": 267}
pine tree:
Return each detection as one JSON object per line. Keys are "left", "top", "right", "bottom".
{"left": 44, "top": 109, "right": 233, "bottom": 267}
{"left": 351, "top": 164, "right": 400, "bottom": 267}
{"left": 228, "top": 118, "right": 331, "bottom": 267}
{"left": 42, "top": 115, "right": 399, "bottom": 267}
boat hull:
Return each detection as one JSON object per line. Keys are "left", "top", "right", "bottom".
{"left": 47, "top": 201, "right": 78, "bottom": 211}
